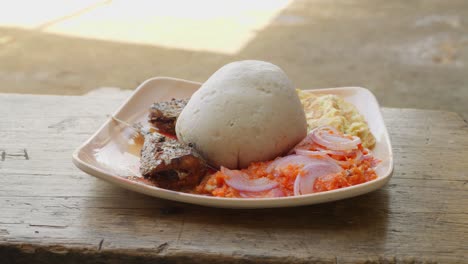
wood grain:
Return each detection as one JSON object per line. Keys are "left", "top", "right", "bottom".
{"left": 1, "top": 94, "right": 467, "bottom": 264}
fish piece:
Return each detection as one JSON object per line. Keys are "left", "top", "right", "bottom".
{"left": 148, "top": 98, "right": 188, "bottom": 135}
{"left": 140, "top": 132, "right": 207, "bottom": 191}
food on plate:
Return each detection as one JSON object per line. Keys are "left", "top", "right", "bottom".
{"left": 196, "top": 126, "right": 379, "bottom": 197}
{"left": 149, "top": 98, "right": 189, "bottom": 135}
{"left": 129, "top": 60, "right": 380, "bottom": 198}
{"left": 176, "top": 60, "right": 307, "bottom": 169}
{"left": 297, "top": 90, "right": 376, "bottom": 149}
{"left": 140, "top": 133, "right": 207, "bottom": 191}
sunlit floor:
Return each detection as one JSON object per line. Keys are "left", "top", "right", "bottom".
{"left": 0, "top": 0, "right": 291, "bottom": 54}
{"left": 0, "top": 0, "right": 467, "bottom": 119}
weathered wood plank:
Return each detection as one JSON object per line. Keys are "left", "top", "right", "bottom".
{"left": 1, "top": 94, "right": 467, "bottom": 263}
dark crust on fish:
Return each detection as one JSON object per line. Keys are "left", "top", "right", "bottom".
{"left": 148, "top": 98, "right": 188, "bottom": 135}
{"left": 140, "top": 133, "right": 207, "bottom": 191}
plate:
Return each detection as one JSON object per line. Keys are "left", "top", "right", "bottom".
{"left": 72, "top": 77, "right": 393, "bottom": 208}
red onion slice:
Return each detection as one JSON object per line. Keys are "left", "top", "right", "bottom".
{"left": 354, "top": 150, "right": 363, "bottom": 161}
{"left": 334, "top": 149, "right": 362, "bottom": 160}
{"left": 311, "top": 126, "right": 361, "bottom": 150}
{"left": 361, "top": 155, "right": 380, "bottom": 168}
{"left": 296, "top": 148, "right": 360, "bottom": 165}
{"left": 239, "top": 188, "right": 285, "bottom": 198}
{"left": 294, "top": 174, "right": 301, "bottom": 196}
{"left": 359, "top": 149, "right": 379, "bottom": 167}
{"left": 294, "top": 149, "right": 329, "bottom": 158}
{"left": 290, "top": 131, "right": 316, "bottom": 153}
{"left": 294, "top": 158, "right": 343, "bottom": 196}
{"left": 222, "top": 167, "right": 278, "bottom": 192}
{"left": 336, "top": 159, "right": 354, "bottom": 167}
{"left": 331, "top": 150, "right": 363, "bottom": 168}
{"left": 266, "top": 155, "right": 317, "bottom": 176}
{"left": 322, "top": 149, "right": 355, "bottom": 157}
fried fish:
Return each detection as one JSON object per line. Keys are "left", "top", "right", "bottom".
{"left": 139, "top": 132, "right": 207, "bottom": 191}
{"left": 148, "top": 98, "right": 188, "bottom": 135}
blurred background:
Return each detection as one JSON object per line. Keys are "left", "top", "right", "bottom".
{"left": 0, "top": 0, "right": 467, "bottom": 118}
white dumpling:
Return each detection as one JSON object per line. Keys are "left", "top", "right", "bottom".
{"left": 176, "top": 60, "right": 307, "bottom": 169}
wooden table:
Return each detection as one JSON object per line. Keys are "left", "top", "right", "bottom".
{"left": 1, "top": 94, "right": 467, "bottom": 264}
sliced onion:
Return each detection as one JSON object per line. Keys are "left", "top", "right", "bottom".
{"left": 336, "top": 159, "right": 354, "bottom": 167}
{"left": 222, "top": 167, "right": 278, "bottom": 192}
{"left": 266, "top": 155, "right": 317, "bottom": 176}
{"left": 269, "top": 188, "right": 286, "bottom": 197}
{"left": 371, "top": 159, "right": 381, "bottom": 168}
{"left": 360, "top": 155, "right": 380, "bottom": 168}
{"left": 360, "top": 146, "right": 371, "bottom": 157}
{"left": 290, "top": 132, "right": 316, "bottom": 153}
{"left": 239, "top": 188, "right": 285, "bottom": 198}
{"left": 294, "top": 158, "right": 343, "bottom": 196}
{"left": 361, "top": 154, "right": 371, "bottom": 161}
{"left": 354, "top": 150, "right": 363, "bottom": 161}
{"left": 334, "top": 149, "right": 362, "bottom": 161}
{"left": 311, "top": 126, "right": 361, "bottom": 150}
{"left": 294, "top": 174, "right": 301, "bottom": 196}
{"left": 296, "top": 148, "right": 361, "bottom": 165}
{"left": 331, "top": 150, "right": 363, "bottom": 168}
{"left": 294, "top": 149, "right": 329, "bottom": 158}
{"left": 322, "top": 149, "right": 355, "bottom": 157}
{"left": 359, "top": 148, "right": 379, "bottom": 167}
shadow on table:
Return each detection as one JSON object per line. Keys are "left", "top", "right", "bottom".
{"left": 80, "top": 182, "right": 390, "bottom": 251}
{"left": 187, "top": 188, "right": 390, "bottom": 244}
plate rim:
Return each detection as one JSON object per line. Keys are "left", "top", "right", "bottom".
{"left": 72, "top": 77, "right": 394, "bottom": 208}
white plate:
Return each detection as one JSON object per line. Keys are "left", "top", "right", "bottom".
{"left": 72, "top": 77, "right": 393, "bottom": 208}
